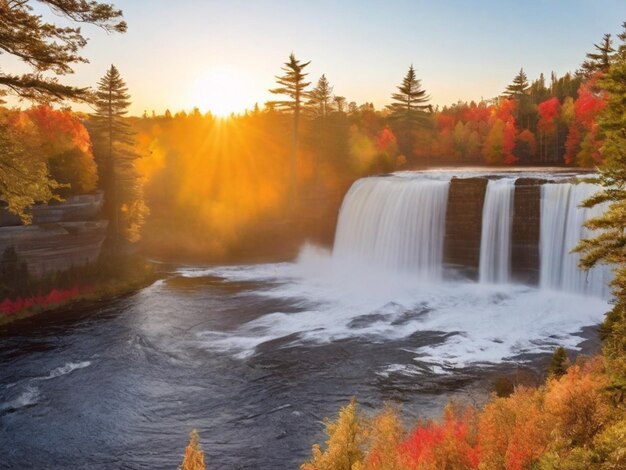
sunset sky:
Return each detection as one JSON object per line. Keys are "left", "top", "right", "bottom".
{"left": 3, "top": 0, "right": 626, "bottom": 116}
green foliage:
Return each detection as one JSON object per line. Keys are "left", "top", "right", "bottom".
{"left": 0, "top": 108, "right": 61, "bottom": 222}
{"left": 492, "top": 376, "right": 515, "bottom": 397}
{"left": 48, "top": 147, "right": 98, "bottom": 195}
{"left": 387, "top": 65, "right": 430, "bottom": 123}
{"left": 504, "top": 68, "right": 530, "bottom": 98}
{"left": 308, "top": 74, "right": 334, "bottom": 118}
{"left": 0, "top": 0, "right": 125, "bottom": 102}
{"left": 575, "top": 53, "right": 626, "bottom": 385}
{"left": 548, "top": 347, "right": 570, "bottom": 378}
{"left": 89, "top": 65, "right": 145, "bottom": 244}
{"left": 579, "top": 33, "right": 615, "bottom": 78}
{"left": 268, "top": 53, "right": 312, "bottom": 113}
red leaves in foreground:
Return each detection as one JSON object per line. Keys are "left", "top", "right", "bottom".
{"left": 400, "top": 411, "right": 480, "bottom": 469}
{"left": 0, "top": 285, "right": 91, "bottom": 316}
{"left": 304, "top": 358, "right": 614, "bottom": 470}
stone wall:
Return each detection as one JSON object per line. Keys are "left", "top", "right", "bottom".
{"left": 0, "top": 192, "right": 107, "bottom": 277}
{"left": 444, "top": 176, "right": 545, "bottom": 283}
{"left": 0, "top": 191, "right": 104, "bottom": 227}
{"left": 444, "top": 177, "right": 488, "bottom": 271}
{"left": 511, "top": 178, "right": 544, "bottom": 284}
{"left": 0, "top": 221, "right": 108, "bottom": 277}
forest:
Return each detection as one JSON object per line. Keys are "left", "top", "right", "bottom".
{"left": 3, "top": 25, "right": 622, "bottom": 261}
{"left": 2, "top": 2, "right": 626, "bottom": 469}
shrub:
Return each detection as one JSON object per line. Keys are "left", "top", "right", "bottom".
{"left": 180, "top": 429, "right": 205, "bottom": 470}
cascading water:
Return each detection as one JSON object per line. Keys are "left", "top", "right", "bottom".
{"left": 479, "top": 178, "right": 516, "bottom": 283}
{"left": 333, "top": 176, "right": 450, "bottom": 280}
{"left": 540, "top": 182, "right": 612, "bottom": 297}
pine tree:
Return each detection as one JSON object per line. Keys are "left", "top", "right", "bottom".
{"left": 333, "top": 96, "right": 346, "bottom": 113}
{"left": 307, "top": 74, "right": 334, "bottom": 118}
{"left": 504, "top": 68, "right": 530, "bottom": 98}
{"left": 548, "top": 346, "right": 569, "bottom": 377}
{"left": 0, "top": 0, "right": 125, "bottom": 101}
{"left": 579, "top": 33, "right": 615, "bottom": 78}
{"left": 387, "top": 65, "right": 431, "bottom": 123}
{"left": 575, "top": 54, "right": 626, "bottom": 385}
{"left": 617, "top": 22, "right": 626, "bottom": 61}
{"left": 267, "top": 53, "right": 311, "bottom": 202}
{"left": 89, "top": 65, "right": 136, "bottom": 246}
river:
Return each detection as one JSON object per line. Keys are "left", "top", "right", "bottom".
{"left": 0, "top": 246, "right": 608, "bottom": 469}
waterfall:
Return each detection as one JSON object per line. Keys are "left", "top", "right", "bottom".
{"left": 479, "top": 178, "right": 516, "bottom": 283}
{"left": 540, "top": 182, "right": 611, "bottom": 297}
{"left": 333, "top": 176, "right": 450, "bottom": 280}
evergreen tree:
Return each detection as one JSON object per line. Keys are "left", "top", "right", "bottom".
{"left": 579, "top": 33, "right": 615, "bottom": 78}
{"left": 617, "top": 22, "right": 626, "bottom": 61}
{"left": 387, "top": 65, "right": 430, "bottom": 123}
{"left": 504, "top": 68, "right": 530, "bottom": 98}
{"left": 505, "top": 69, "right": 532, "bottom": 128}
{"left": 333, "top": 96, "right": 346, "bottom": 113}
{"left": 548, "top": 346, "right": 569, "bottom": 377}
{"left": 267, "top": 53, "right": 311, "bottom": 202}
{"left": 89, "top": 65, "right": 136, "bottom": 246}
{"left": 308, "top": 74, "right": 334, "bottom": 118}
{"left": 0, "top": 0, "right": 125, "bottom": 101}
{"left": 575, "top": 54, "right": 626, "bottom": 386}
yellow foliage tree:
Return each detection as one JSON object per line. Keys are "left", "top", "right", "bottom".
{"left": 180, "top": 429, "right": 206, "bottom": 470}
{"left": 301, "top": 398, "right": 366, "bottom": 470}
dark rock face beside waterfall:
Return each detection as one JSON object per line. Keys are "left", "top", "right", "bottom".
{"left": 444, "top": 178, "right": 488, "bottom": 271}
{"left": 511, "top": 179, "right": 544, "bottom": 284}
{"left": 444, "top": 176, "right": 545, "bottom": 282}
{"left": 0, "top": 193, "right": 107, "bottom": 277}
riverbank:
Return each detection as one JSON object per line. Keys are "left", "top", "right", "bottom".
{"left": 0, "top": 255, "right": 159, "bottom": 328}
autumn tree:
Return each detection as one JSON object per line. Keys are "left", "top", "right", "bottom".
{"left": 579, "top": 33, "right": 615, "bottom": 78}
{"left": 268, "top": 53, "right": 311, "bottom": 202}
{"left": 301, "top": 398, "right": 365, "bottom": 470}
{"left": 575, "top": 54, "right": 626, "bottom": 386}
{"left": 0, "top": 0, "right": 126, "bottom": 101}
{"left": 0, "top": 108, "right": 60, "bottom": 221}
{"left": 308, "top": 74, "right": 334, "bottom": 118}
{"left": 26, "top": 105, "right": 98, "bottom": 195}
{"left": 180, "top": 429, "right": 206, "bottom": 470}
{"left": 0, "top": 0, "right": 125, "bottom": 223}
{"left": 89, "top": 65, "right": 138, "bottom": 245}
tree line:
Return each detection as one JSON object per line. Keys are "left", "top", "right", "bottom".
{"left": 1, "top": 1, "right": 625, "bottom": 261}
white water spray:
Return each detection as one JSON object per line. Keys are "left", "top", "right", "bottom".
{"left": 333, "top": 176, "right": 450, "bottom": 280}
{"left": 540, "top": 182, "right": 612, "bottom": 297}
{"left": 479, "top": 178, "right": 516, "bottom": 283}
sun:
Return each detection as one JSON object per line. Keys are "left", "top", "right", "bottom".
{"left": 188, "top": 68, "right": 252, "bottom": 117}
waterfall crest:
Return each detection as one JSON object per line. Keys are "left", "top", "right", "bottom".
{"left": 333, "top": 176, "right": 450, "bottom": 280}
{"left": 479, "top": 178, "right": 516, "bottom": 283}
{"left": 333, "top": 173, "right": 611, "bottom": 298}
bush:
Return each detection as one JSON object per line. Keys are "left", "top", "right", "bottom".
{"left": 180, "top": 429, "right": 205, "bottom": 470}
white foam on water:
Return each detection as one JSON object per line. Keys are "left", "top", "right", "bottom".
{"left": 1, "top": 385, "right": 41, "bottom": 412}
{"left": 39, "top": 361, "right": 92, "bottom": 380}
{"left": 187, "top": 245, "right": 609, "bottom": 369}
